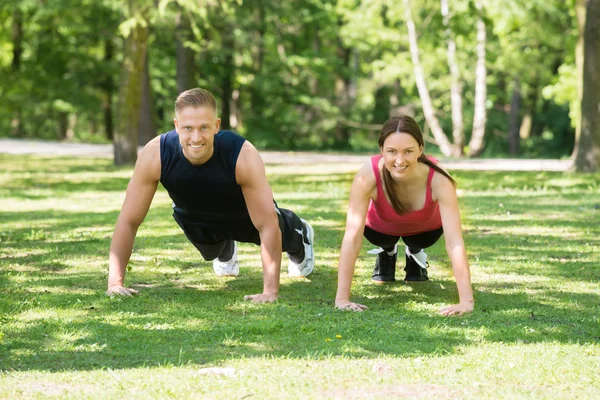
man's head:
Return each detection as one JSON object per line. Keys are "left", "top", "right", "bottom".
{"left": 175, "top": 88, "right": 218, "bottom": 116}
{"left": 173, "top": 88, "right": 221, "bottom": 165}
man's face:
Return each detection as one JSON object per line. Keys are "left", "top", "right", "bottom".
{"left": 174, "top": 106, "right": 221, "bottom": 165}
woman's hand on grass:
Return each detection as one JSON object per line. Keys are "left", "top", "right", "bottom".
{"left": 244, "top": 292, "right": 278, "bottom": 303}
{"left": 106, "top": 285, "right": 139, "bottom": 297}
{"left": 438, "top": 301, "right": 473, "bottom": 316}
{"left": 335, "top": 299, "right": 368, "bottom": 312}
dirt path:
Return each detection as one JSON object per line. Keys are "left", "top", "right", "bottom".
{"left": 0, "top": 138, "right": 571, "bottom": 171}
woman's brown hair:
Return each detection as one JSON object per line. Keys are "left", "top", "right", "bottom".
{"left": 378, "top": 115, "right": 456, "bottom": 215}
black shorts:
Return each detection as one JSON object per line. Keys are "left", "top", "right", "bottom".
{"left": 364, "top": 225, "right": 443, "bottom": 251}
{"left": 172, "top": 205, "right": 305, "bottom": 261}
{"left": 173, "top": 213, "right": 260, "bottom": 246}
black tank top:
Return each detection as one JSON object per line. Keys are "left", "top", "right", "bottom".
{"left": 159, "top": 129, "right": 251, "bottom": 225}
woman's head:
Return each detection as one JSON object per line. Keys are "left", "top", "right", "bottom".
{"left": 379, "top": 116, "right": 425, "bottom": 180}
{"left": 377, "top": 115, "right": 455, "bottom": 215}
{"left": 378, "top": 115, "right": 424, "bottom": 152}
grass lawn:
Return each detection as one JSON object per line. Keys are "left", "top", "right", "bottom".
{"left": 0, "top": 153, "right": 599, "bottom": 399}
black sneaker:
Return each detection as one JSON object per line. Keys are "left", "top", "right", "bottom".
{"left": 403, "top": 247, "right": 429, "bottom": 283}
{"left": 372, "top": 247, "right": 397, "bottom": 284}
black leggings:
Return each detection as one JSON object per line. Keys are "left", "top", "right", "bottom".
{"left": 364, "top": 226, "right": 443, "bottom": 254}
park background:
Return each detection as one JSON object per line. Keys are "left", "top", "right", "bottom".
{"left": 1, "top": 0, "right": 599, "bottom": 399}
{"left": 0, "top": 0, "right": 599, "bottom": 170}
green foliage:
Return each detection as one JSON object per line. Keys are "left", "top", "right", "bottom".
{"left": 0, "top": 0, "right": 583, "bottom": 156}
{"left": 542, "top": 64, "right": 579, "bottom": 128}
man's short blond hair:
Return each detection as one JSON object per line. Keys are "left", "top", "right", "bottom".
{"left": 175, "top": 88, "right": 218, "bottom": 115}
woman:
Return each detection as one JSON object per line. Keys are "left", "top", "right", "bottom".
{"left": 334, "top": 115, "right": 474, "bottom": 316}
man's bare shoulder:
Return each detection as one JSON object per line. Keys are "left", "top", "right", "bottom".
{"left": 134, "top": 136, "right": 162, "bottom": 182}
{"left": 140, "top": 135, "right": 161, "bottom": 155}
{"left": 239, "top": 140, "right": 259, "bottom": 157}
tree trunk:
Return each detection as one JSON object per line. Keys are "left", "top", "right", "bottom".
{"left": 230, "top": 89, "right": 241, "bottom": 129}
{"left": 90, "top": 115, "right": 98, "bottom": 136}
{"left": 508, "top": 77, "right": 521, "bottom": 156}
{"left": 573, "top": 0, "right": 600, "bottom": 172}
{"left": 138, "top": 50, "right": 156, "bottom": 146}
{"left": 12, "top": 10, "right": 22, "bottom": 71}
{"left": 334, "top": 43, "right": 351, "bottom": 147}
{"left": 10, "top": 8, "right": 23, "bottom": 136}
{"left": 114, "top": 5, "right": 148, "bottom": 165}
{"left": 309, "top": 24, "right": 320, "bottom": 97}
{"left": 519, "top": 113, "right": 532, "bottom": 140}
{"left": 373, "top": 86, "right": 391, "bottom": 124}
{"left": 250, "top": 2, "right": 265, "bottom": 116}
{"left": 467, "top": 0, "right": 488, "bottom": 157}
{"left": 403, "top": 0, "right": 453, "bottom": 156}
{"left": 58, "top": 112, "right": 68, "bottom": 140}
{"left": 102, "top": 38, "right": 114, "bottom": 140}
{"left": 220, "top": 26, "right": 234, "bottom": 130}
{"left": 66, "top": 114, "right": 77, "bottom": 140}
{"left": 571, "top": 0, "right": 587, "bottom": 159}
{"left": 441, "top": 0, "right": 464, "bottom": 156}
{"left": 175, "top": 7, "right": 196, "bottom": 94}
{"left": 520, "top": 78, "right": 539, "bottom": 140}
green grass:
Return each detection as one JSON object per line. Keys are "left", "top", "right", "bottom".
{"left": 0, "top": 153, "right": 599, "bottom": 399}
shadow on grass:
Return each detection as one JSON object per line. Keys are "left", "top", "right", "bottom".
{"left": 2, "top": 237, "right": 599, "bottom": 373}
{"left": 1, "top": 156, "right": 599, "bottom": 372}
{"left": 2, "top": 177, "right": 131, "bottom": 199}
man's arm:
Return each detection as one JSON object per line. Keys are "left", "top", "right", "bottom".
{"left": 236, "top": 141, "right": 282, "bottom": 303}
{"left": 106, "top": 137, "right": 161, "bottom": 296}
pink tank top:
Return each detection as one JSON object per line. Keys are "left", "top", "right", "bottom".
{"left": 365, "top": 155, "right": 442, "bottom": 236}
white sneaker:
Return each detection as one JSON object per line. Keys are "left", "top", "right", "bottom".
{"left": 213, "top": 242, "right": 239, "bottom": 276}
{"left": 405, "top": 246, "right": 428, "bottom": 269}
{"left": 288, "top": 219, "right": 315, "bottom": 277}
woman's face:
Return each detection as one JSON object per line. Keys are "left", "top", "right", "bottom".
{"left": 380, "top": 132, "right": 423, "bottom": 179}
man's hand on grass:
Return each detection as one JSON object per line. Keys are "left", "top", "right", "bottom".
{"left": 106, "top": 285, "right": 139, "bottom": 297}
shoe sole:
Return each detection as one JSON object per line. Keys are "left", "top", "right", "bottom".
{"left": 213, "top": 242, "right": 239, "bottom": 277}
{"left": 292, "top": 219, "right": 314, "bottom": 277}
{"left": 372, "top": 279, "right": 395, "bottom": 285}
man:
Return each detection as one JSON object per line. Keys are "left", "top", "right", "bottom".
{"left": 106, "top": 88, "right": 315, "bottom": 302}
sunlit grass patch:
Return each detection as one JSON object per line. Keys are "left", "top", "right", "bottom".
{"left": 0, "top": 154, "right": 599, "bottom": 398}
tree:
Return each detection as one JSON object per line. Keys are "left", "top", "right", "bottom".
{"left": 10, "top": 7, "right": 23, "bottom": 136}
{"left": 403, "top": 0, "right": 454, "bottom": 156}
{"left": 102, "top": 38, "right": 115, "bottom": 141}
{"left": 441, "top": 0, "right": 464, "bottom": 156}
{"left": 175, "top": 4, "right": 196, "bottom": 94}
{"left": 402, "top": 0, "right": 488, "bottom": 157}
{"left": 568, "top": 0, "right": 587, "bottom": 161}
{"left": 113, "top": 1, "right": 150, "bottom": 165}
{"left": 138, "top": 50, "right": 157, "bottom": 146}
{"left": 573, "top": 0, "right": 600, "bottom": 171}
{"left": 508, "top": 77, "right": 522, "bottom": 155}
{"left": 467, "top": 0, "right": 488, "bottom": 157}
